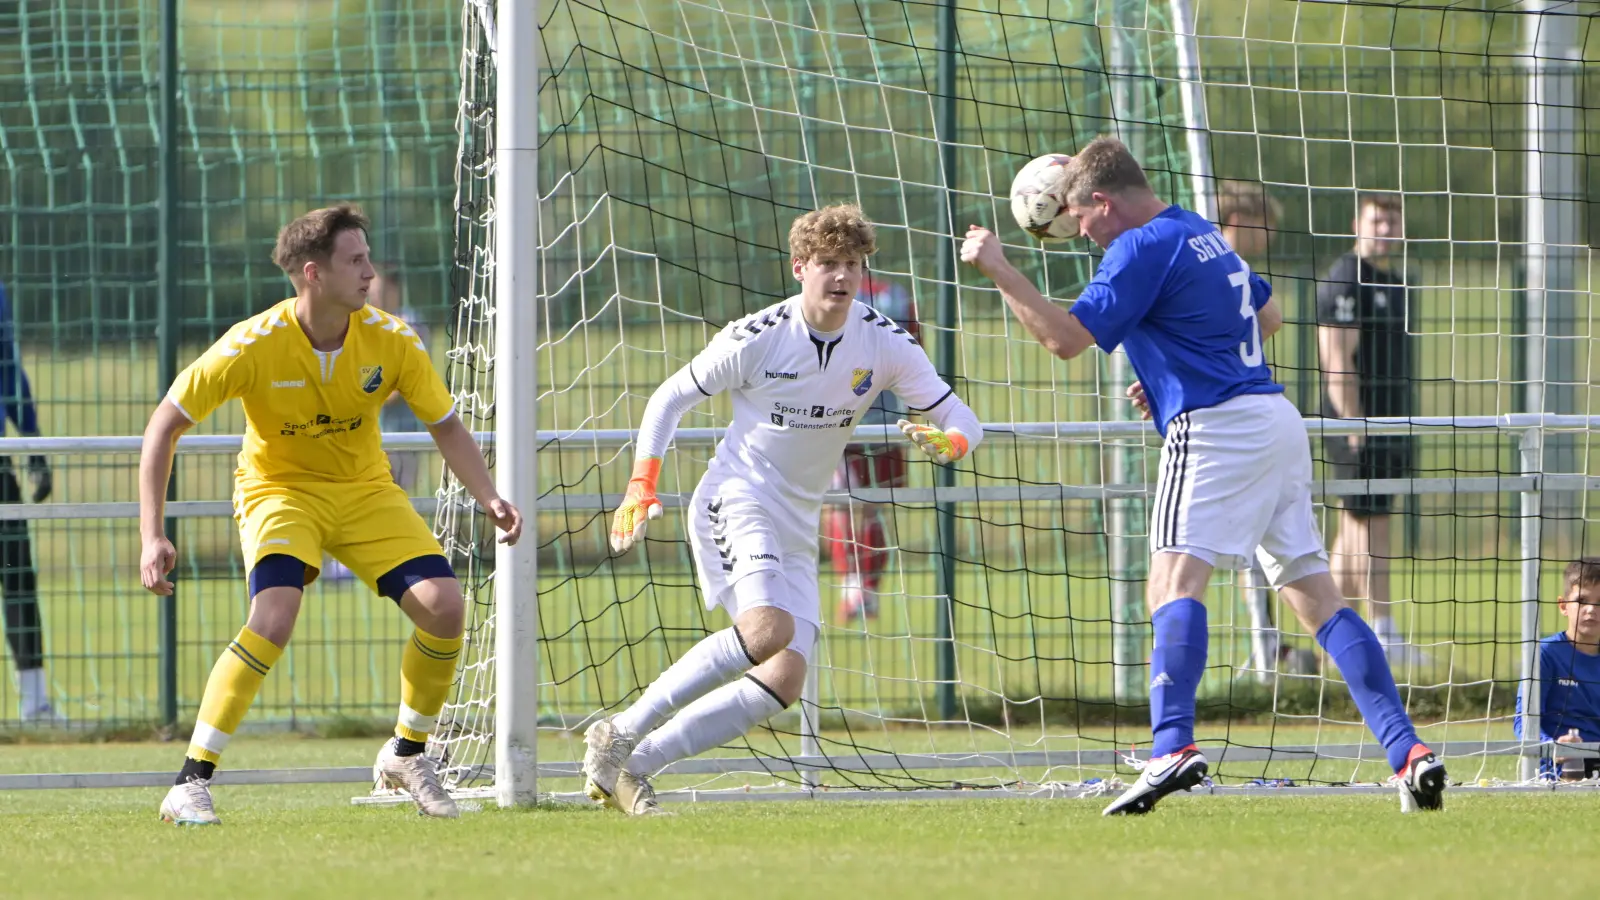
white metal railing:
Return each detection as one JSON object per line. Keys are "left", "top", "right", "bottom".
{"left": 3, "top": 413, "right": 1597, "bottom": 457}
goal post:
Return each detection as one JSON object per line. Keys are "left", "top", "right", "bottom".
{"left": 492, "top": 0, "right": 542, "bottom": 808}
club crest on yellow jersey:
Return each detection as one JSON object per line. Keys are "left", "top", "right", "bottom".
{"left": 851, "top": 368, "right": 873, "bottom": 396}
{"left": 359, "top": 365, "right": 384, "bottom": 394}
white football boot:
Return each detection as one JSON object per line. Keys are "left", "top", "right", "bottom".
{"left": 374, "top": 739, "right": 459, "bottom": 819}
{"left": 159, "top": 779, "right": 221, "bottom": 826}
{"left": 611, "top": 770, "right": 669, "bottom": 817}
{"left": 1396, "top": 749, "right": 1447, "bottom": 813}
{"left": 1102, "top": 745, "right": 1209, "bottom": 816}
{"left": 582, "top": 717, "right": 639, "bottom": 807}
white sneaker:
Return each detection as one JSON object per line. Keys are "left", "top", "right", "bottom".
{"left": 374, "top": 740, "right": 459, "bottom": 819}
{"left": 1102, "top": 746, "right": 1209, "bottom": 816}
{"left": 160, "top": 779, "right": 221, "bottom": 826}
{"left": 582, "top": 717, "right": 639, "bottom": 806}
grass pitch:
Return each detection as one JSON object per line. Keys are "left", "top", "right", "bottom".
{"left": 0, "top": 738, "right": 1577, "bottom": 900}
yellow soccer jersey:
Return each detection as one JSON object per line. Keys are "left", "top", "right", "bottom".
{"left": 167, "top": 298, "right": 455, "bottom": 484}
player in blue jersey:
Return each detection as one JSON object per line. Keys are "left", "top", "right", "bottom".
{"left": 960, "top": 136, "right": 1445, "bottom": 814}
{"left": 1515, "top": 557, "right": 1600, "bottom": 780}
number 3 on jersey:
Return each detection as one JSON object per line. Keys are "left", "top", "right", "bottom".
{"left": 1232, "top": 266, "right": 1263, "bottom": 367}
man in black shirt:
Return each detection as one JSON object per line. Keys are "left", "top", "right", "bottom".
{"left": 1316, "top": 193, "right": 1419, "bottom": 665}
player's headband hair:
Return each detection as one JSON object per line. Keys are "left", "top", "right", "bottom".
{"left": 1563, "top": 557, "right": 1600, "bottom": 594}
{"left": 789, "top": 203, "right": 877, "bottom": 263}
{"left": 273, "top": 203, "right": 372, "bottom": 278}
{"left": 1064, "top": 135, "right": 1150, "bottom": 207}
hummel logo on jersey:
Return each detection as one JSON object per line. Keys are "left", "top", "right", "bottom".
{"left": 271, "top": 379, "right": 305, "bottom": 389}
{"left": 771, "top": 413, "right": 784, "bottom": 427}
{"left": 851, "top": 368, "right": 873, "bottom": 396}
{"left": 360, "top": 365, "right": 384, "bottom": 394}
{"left": 765, "top": 370, "right": 798, "bottom": 380}
{"left": 1560, "top": 677, "right": 1580, "bottom": 687}
{"left": 1151, "top": 672, "right": 1174, "bottom": 688}
{"left": 750, "top": 553, "right": 778, "bottom": 562}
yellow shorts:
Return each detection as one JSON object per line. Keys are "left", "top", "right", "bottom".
{"left": 233, "top": 478, "right": 445, "bottom": 593}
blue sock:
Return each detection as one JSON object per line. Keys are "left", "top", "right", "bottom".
{"left": 1316, "top": 607, "right": 1423, "bottom": 772}
{"left": 1149, "top": 598, "right": 1208, "bottom": 757}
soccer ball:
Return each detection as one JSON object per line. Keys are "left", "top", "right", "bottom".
{"left": 1009, "top": 153, "right": 1079, "bottom": 243}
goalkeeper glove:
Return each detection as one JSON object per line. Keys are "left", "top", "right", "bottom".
{"left": 897, "top": 419, "right": 970, "bottom": 465}
{"left": 610, "top": 457, "right": 664, "bottom": 554}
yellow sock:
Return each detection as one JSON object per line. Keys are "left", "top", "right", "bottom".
{"left": 396, "top": 627, "right": 462, "bottom": 742}
{"left": 186, "top": 627, "right": 283, "bottom": 764}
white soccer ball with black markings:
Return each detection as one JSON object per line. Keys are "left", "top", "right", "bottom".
{"left": 1009, "top": 153, "right": 1079, "bottom": 243}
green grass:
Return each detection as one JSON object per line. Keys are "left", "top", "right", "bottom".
{"left": 0, "top": 737, "right": 1580, "bottom": 900}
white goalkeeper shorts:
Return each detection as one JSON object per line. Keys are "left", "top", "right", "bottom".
{"left": 1150, "top": 392, "right": 1328, "bottom": 589}
{"left": 688, "top": 480, "right": 821, "bottom": 629}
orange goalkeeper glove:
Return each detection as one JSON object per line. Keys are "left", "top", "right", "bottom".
{"left": 610, "top": 458, "right": 664, "bottom": 554}
{"left": 897, "top": 419, "right": 970, "bottom": 465}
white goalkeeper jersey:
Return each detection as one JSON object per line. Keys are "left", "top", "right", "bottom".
{"left": 637, "top": 296, "right": 980, "bottom": 520}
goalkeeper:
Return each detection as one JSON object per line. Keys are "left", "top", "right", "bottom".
{"left": 583, "top": 203, "right": 981, "bottom": 815}
{"left": 139, "top": 205, "right": 522, "bottom": 825}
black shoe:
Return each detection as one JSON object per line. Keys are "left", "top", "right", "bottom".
{"left": 1103, "top": 745, "right": 1209, "bottom": 816}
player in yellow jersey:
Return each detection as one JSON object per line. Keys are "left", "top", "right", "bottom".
{"left": 137, "top": 205, "right": 522, "bottom": 825}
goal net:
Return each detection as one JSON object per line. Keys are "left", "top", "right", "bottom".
{"left": 428, "top": 0, "right": 1599, "bottom": 800}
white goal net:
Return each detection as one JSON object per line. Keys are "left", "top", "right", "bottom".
{"left": 423, "top": 0, "right": 1600, "bottom": 803}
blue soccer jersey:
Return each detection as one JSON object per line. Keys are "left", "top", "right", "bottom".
{"left": 1070, "top": 205, "right": 1283, "bottom": 435}
{"left": 1515, "top": 632, "right": 1600, "bottom": 743}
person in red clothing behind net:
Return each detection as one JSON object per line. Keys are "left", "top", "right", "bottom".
{"left": 829, "top": 273, "right": 919, "bottom": 623}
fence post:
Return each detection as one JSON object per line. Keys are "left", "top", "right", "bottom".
{"left": 156, "top": 0, "right": 180, "bottom": 732}
{"left": 1517, "top": 426, "right": 1543, "bottom": 782}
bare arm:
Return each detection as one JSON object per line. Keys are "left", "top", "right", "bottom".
{"left": 960, "top": 226, "right": 1096, "bottom": 361}
{"left": 1259, "top": 298, "right": 1284, "bottom": 342}
{"left": 1317, "top": 325, "right": 1362, "bottom": 419}
{"left": 138, "top": 400, "right": 192, "bottom": 594}
{"left": 139, "top": 401, "right": 190, "bottom": 542}
{"left": 428, "top": 413, "right": 523, "bottom": 544}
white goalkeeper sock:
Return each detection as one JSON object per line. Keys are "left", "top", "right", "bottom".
{"left": 611, "top": 627, "right": 755, "bottom": 738}
{"left": 625, "top": 675, "right": 785, "bottom": 775}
